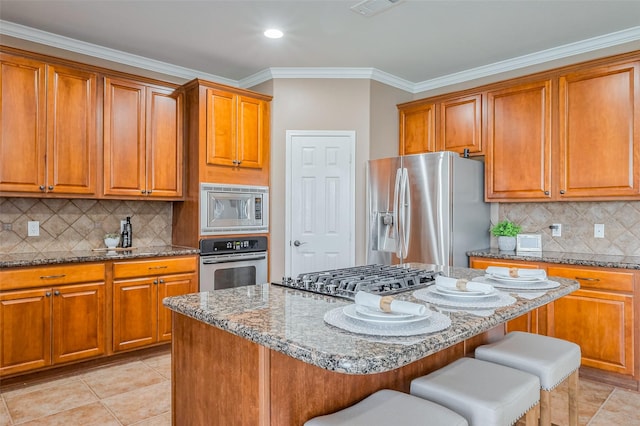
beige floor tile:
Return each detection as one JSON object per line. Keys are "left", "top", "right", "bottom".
{"left": 550, "top": 378, "right": 615, "bottom": 425}
{"left": 130, "top": 412, "right": 171, "bottom": 426}
{"left": 1, "top": 377, "right": 79, "bottom": 399}
{"left": 588, "top": 387, "right": 640, "bottom": 425}
{"left": 3, "top": 378, "right": 97, "bottom": 424}
{"left": 102, "top": 381, "right": 170, "bottom": 425}
{"left": 141, "top": 355, "right": 171, "bottom": 380}
{"left": 17, "top": 402, "right": 120, "bottom": 426}
{"left": 0, "top": 397, "right": 12, "bottom": 426}
{"left": 80, "top": 361, "right": 166, "bottom": 399}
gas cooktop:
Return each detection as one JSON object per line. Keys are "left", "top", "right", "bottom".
{"left": 272, "top": 264, "right": 438, "bottom": 300}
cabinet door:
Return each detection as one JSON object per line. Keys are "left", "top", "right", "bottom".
{"left": 551, "top": 289, "right": 634, "bottom": 375}
{"left": 157, "top": 272, "right": 197, "bottom": 342}
{"left": 104, "top": 77, "right": 147, "bottom": 196}
{"left": 558, "top": 61, "right": 640, "bottom": 199}
{"left": 236, "top": 95, "right": 265, "bottom": 169}
{"left": 46, "top": 64, "right": 97, "bottom": 195}
{"left": 0, "top": 54, "right": 46, "bottom": 193}
{"left": 438, "top": 94, "right": 482, "bottom": 155}
{"left": 206, "top": 88, "right": 236, "bottom": 167}
{"left": 0, "top": 288, "right": 52, "bottom": 375}
{"left": 52, "top": 283, "right": 105, "bottom": 364}
{"left": 113, "top": 278, "right": 157, "bottom": 351}
{"left": 486, "top": 80, "right": 552, "bottom": 200}
{"left": 399, "top": 103, "right": 436, "bottom": 155}
{"left": 146, "top": 87, "right": 183, "bottom": 197}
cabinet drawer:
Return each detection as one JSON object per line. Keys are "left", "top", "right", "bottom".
{"left": 469, "top": 258, "right": 542, "bottom": 270}
{"left": 113, "top": 256, "right": 197, "bottom": 279}
{"left": 547, "top": 266, "right": 634, "bottom": 292}
{"left": 0, "top": 263, "right": 105, "bottom": 291}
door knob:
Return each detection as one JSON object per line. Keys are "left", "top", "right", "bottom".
{"left": 293, "top": 240, "right": 307, "bottom": 247}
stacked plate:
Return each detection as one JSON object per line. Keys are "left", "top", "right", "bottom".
{"left": 428, "top": 281, "right": 498, "bottom": 301}
{"left": 479, "top": 272, "right": 560, "bottom": 290}
{"left": 323, "top": 303, "right": 451, "bottom": 337}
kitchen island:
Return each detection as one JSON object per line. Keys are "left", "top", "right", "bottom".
{"left": 164, "top": 267, "right": 578, "bottom": 425}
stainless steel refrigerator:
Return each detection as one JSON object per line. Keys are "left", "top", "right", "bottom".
{"left": 366, "top": 151, "right": 489, "bottom": 267}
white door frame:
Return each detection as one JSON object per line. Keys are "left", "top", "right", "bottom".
{"left": 285, "top": 130, "right": 356, "bottom": 276}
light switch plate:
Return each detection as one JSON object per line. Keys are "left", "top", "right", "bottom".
{"left": 551, "top": 223, "right": 562, "bottom": 237}
{"left": 594, "top": 223, "right": 605, "bottom": 238}
{"left": 27, "top": 221, "right": 40, "bottom": 236}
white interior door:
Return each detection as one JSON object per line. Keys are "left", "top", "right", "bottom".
{"left": 285, "top": 130, "right": 355, "bottom": 277}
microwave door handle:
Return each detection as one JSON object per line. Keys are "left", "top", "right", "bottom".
{"left": 202, "top": 255, "right": 267, "bottom": 264}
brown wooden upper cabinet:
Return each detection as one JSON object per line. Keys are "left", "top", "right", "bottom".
{"left": 486, "top": 58, "right": 640, "bottom": 201}
{"left": 103, "top": 77, "right": 183, "bottom": 199}
{"left": 485, "top": 79, "right": 553, "bottom": 200}
{"left": 439, "top": 94, "right": 482, "bottom": 156}
{"left": 398, "top": 94, "right": 482, "bottom": 157}
{"left": 206, "top": 88, "right": 267, "bottom": 169}
{"left": 0, "top": 53, "right": 98, "bottom": 196}
{"left": 399, "top": 102, "right": 436, "bottom": 155}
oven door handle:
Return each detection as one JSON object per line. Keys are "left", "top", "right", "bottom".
{"left": 201, "top": 255, "right": 267, "bottom": 265}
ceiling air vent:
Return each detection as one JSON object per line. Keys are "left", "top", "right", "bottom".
{"left": 350, "top": 0, "right": 403, "bottom": 17}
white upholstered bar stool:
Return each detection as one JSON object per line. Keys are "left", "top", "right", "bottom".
{"left": 303, "top": 389, "right": 468, "bottom": 426}
{"left": 475, "top": 331, "right": 581, "bottom": 426}
{"left": 410, "top": 358, "right": 540, "bottom": 426}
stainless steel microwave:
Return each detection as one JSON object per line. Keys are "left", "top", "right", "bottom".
{"left": 200, "top": 183, "right": 269, "bottom": 235}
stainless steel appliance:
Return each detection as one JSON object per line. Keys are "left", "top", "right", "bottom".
{"left": 200, "top": 183, "right": 269, "bottom": 235}
{"left": 367, "top": 151, "right": 489, "bottom": 267}
{"left": 274, "top": 264, "right": 437, "bottom": 300}
{"left": 199, "top": 236, "right": 268, "bottom": 291}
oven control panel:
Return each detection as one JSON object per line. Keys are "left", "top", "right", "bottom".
{"left": 200, "top": 236, "right": 268, "bottom": 255}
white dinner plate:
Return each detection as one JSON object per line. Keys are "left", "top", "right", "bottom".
{"left": 354, "top": 304, "right": 414, "bottom": 320}
{"left": 428, "top": 286, "right": 499, "bottom": 300}
{"left": 474, "top": 276, "right": 560, "bottom": 290}
{"left": 435, "top": 286, "right": 488, "bottom": 296}
{"left": 343, "top": 304, "right": 430, "bottom": 325}
{"left": 485, "top": 273, "right": 546, "bottom": 283}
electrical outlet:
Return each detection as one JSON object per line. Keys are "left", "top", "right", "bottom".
{"left": 594, "top": 223, "right": 605, "bottom": 238}
{"left": 27, "top": 221, "right": 40, "bottom": 237}
{"left": 551, "top": 223, "right": 562, "bottom": 237}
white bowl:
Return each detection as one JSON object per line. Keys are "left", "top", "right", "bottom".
{"left": 104, "top": 237, "right": 120, "bottom": 249}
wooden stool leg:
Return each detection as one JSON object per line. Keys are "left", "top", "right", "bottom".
{"left": 540, "top": 389, "right": 551, "bottom": 426}
{"left": 568, "top": 370, "right": 579, "bottom": 426}
{"left": 524, "top": 403, "right": 538, "bottom": 426}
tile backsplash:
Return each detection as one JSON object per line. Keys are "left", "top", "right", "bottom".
{"left": 499, "top": 201, "right": 640, "bottom": 256}
{"left": 0, "top": 197, "right": 173, "bottom": 253}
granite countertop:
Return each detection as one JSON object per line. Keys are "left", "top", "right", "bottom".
{"left": 0, "top": 245, "right": 199, "bottom": 268}
{"left": 163, "top": 266, "right": 578, "bottom": 375}
{"left": 467, "top": 248, "right": 640, "bottom": 270}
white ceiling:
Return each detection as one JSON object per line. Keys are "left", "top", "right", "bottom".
{"left": 1, "top": 0, "right": 640, "bottom": 91}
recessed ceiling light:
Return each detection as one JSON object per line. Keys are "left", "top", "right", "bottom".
{"left": 264, "top": 29, "right": 283, "bottom": 39}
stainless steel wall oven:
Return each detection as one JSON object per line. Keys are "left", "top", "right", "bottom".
{"left": 199, "top": 236, "right": 268, "bottom": 291}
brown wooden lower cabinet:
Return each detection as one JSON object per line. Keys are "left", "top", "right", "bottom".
{"left": 0, "top": 282, "right": 105, "bottom": 376}
{"left": 112, "top": 257, "right": 197, "bottom": 352}
{"left": 469, "top": 256, "right": 638, "bottom": 387}
{"left": 0, "top": 255, "right": 198, "bottom": 378}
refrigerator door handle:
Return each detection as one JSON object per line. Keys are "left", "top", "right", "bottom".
{"left": 393, "top": 168, "right": 402, "bottom": 258}
{"left": 401, "top": 167, "right": 411, "bottom": 258}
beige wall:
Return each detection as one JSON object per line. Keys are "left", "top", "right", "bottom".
{"left": 369, "top": 81, "right": 413, "bottom": 160}
{"left": 267, "top": 78, "right": 374, "bottom": 280}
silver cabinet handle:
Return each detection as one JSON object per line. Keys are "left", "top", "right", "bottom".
{"left": 575, "top": 276, "right": 600, "bottom": 282}
{"left": 54, "top": 290, "right": 60, "bottom": 296}
{"left": 45, "top": 292, "right": 52, "bottom": 297}
{"left": 48, "top": 185, "right": 54, "bottom": 190}
{"left": 39, "top": 185, "right": 45, "bottom": 191}
{"left": 293, "top": 240, "right": 307, "bottom": 247}
{"left": 40, "top": 274, "right": 66, "bottom": 280}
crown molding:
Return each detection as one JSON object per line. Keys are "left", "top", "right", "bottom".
{"left": 413, "top": 25, "right": 640, "bottom": 93}
{"left": 239, "top": 67, "right": 415, "bottom": 92}
{"left": 0, "top": 20, "right": 238, "bottom": 87}
{"left": 2, "top": 19, "right": 639, "bottom": 94}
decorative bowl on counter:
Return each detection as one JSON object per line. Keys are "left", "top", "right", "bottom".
{"left": 104, "top": 233, "right": 120, "bottom": 249}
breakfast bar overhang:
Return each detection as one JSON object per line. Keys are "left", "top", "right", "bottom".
{"left": 164, "top": 267, "right": 579, "bottom": 425}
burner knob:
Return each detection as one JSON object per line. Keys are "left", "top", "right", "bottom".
{"left": 327, "top": 284, "right": 337, "bottom": 294}
{"left": 316, "top": 282, "right": 325, "bottom": 292}
{"left": 303, "top": 279, "right": 312, "bottom": 290}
